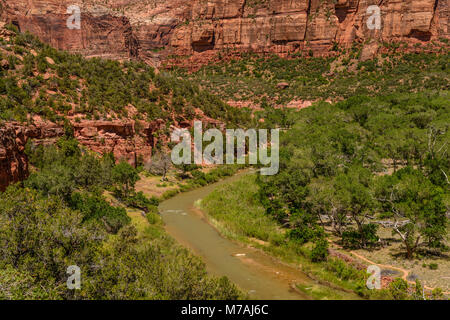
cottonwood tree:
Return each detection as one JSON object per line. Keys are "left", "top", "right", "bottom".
{"left": 307, "top": 179, "right": 347, "bottom": 236}
{"left": 145, "top": 152, "right": 172, "bottom": 181}
{"left": 424, "top": 126, "right": 449, "bottom": 187}
{"left": 332, "top": 165, "right": 376, "bottom": 248}
{"left": 375, "top": 167, "right": 447, "bottom": 259}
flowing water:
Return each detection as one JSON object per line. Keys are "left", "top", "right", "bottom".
{"left": 159, "top": 172, "right": 314, "bottom": 300}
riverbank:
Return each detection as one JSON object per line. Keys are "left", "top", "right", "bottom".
{"left": 157, "top": 171, "right": 316, "bottom": 299}
{"left": 104, "top": 188, "right": 245, "bottom": 300}
{"left": 199, "top": 173, "right": 449, "bottom": 299}
{"left": 198, "top": 173, "right": 365, "bottom": 300}
{"left": 135, "top": 167, "right": 360, "bottom": 299}
{"left": 134, "top": 166, "right": 444, "bottom": 299}
{"left": 132, "top": 166, "right": 364, "bottom": 299}
{"left": 135, "top": 165, "right": 245, "bottom": 200}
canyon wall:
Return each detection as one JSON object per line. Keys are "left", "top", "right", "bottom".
{"left": 0, "top": 0, "right": 139, "bottom": 60}
{"left": 0, "top": 0, "right": 448, "bottom": 190}
{"left": 0, "top": 0, "right": 448, "bottom": 64}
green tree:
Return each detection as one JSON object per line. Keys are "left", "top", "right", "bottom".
{"left": 0, "top": 186, "right": 103, "bottom": 299}
{"left": 388, "top": 278, "right": 409, "bottom": 300}
{"left": 333, "top": 166, "right": 376, "bottom": 248}
{"left": 112, "top": 161, "right": 139, "bottom": 197}
{"left": 0, "top": 266, "right": 62, "bottom": 300}
{"left": 310, "top": 238, "right": 329, "bottom": 262}
{"left": 375, "top": 168, "right": 447, "bottom": 258}
{"left": 307, "top": 179, "right": 347, "bottom": 236}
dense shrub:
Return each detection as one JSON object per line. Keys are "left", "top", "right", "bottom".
{"left": 69, "top": 192, "right": 130, "bottom": 234}
{"left": 341, "top": 224, "right": 379, "bottom": 249}
{"left": 0, "top": 28, "right": 253, "bottom": 127}
{"left": 310, "top": 238, "right": 329, "bottom": 262}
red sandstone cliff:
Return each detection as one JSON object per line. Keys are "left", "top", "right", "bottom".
{"left": 0, "top": 0, "right": 139, "bottom": 60}
{"left": 0, "top": 0, "right": 448, "bottom": 65}
{"left": 0, "top": 121, "right": 62, "bottom": 191}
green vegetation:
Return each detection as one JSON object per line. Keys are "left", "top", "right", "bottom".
{"left": 0, "top": 138, "right": 243, "bottom": 299}
{"left": 1, "top": 24, "right": 449, "bottom": 300}
{"left": 202, "top": 173, "right": 448, "bottom": 300}
{"left": 172, "top": 165, "right": 245, "bottom": 196}
{"left": 172, "top": 46, "right": 449, "bottom": 127}
{"left": 258, "top": 92, "right": 449, "bottom": 256}
{"left": 201, "top": 175, "right": 362, "bottom": 299}
{"left": 0, "top": 25, "right": 253, "bottom": 127}
{"left": 199, "top": 56, "right": 449, "bottom": 298}
{"left": 144, "top": 164, "right": 247, "bottom": 200}
{"left": 201, "top": 175, "right": 278, "bottom": 242}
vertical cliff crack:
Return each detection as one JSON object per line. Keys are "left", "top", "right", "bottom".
{"left": 432, "top": 0, "right": 439, "bottom": 23}
{"left": 304, "top": 0, "right": 311, "bottom": 41}
{"left": 430, "top": 0, "right": 440, "bottom": 35}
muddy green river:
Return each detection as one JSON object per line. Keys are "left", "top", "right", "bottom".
{"left": 159, "top": 172, "right": 314, "bottom": 300}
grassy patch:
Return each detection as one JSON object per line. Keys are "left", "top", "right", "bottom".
{"left": 200, "top": 174, "right": 279, "bottom": 242}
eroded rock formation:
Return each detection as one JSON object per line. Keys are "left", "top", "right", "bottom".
{"left": 0, "top": 115, "right": 223, "bottom": 190}
{"left": 0, "top": 121, "right": 63, "bottom": 191}
{"left": 0, "top": 118, "right": 166, "bottom": 191}
{"left": 0, "top": 0, "right": 139, "bottom": 60}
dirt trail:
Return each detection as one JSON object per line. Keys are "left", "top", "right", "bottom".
{"left": 331, "top": 242, "right": 450, "bottom": 295}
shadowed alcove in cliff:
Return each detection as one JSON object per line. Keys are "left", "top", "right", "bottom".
{"left": 335, "top": 7, "right": 349, "bottom": 24}
{"left": 409, "top": 29, "right": 432, "bottom": 42}
{"left": 192, "top": 33, "right": 216, "bottom": 52}
{"left": 192, "top": 42, "right": 215, "bottom": 52}
{"left": 10, "top": 20, "right": 20, "bottom": 32}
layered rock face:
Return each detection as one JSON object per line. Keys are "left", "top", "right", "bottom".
{"left": 0, "top": 0, "right": 139, "bottom": 60}
{"left": 0, "top": 118, "right": 166, "bottom": 191}
{"left": 0, "top": 114, "right": 223, "bottom": 190}
{"left": 1, "top": 0, "right": 448, "bottom": 63}
{"left": 72, "top": 119, "right": 166, "bottom": 167}
{"left": 0, "top": 125, "right": 28, "bottom": 192}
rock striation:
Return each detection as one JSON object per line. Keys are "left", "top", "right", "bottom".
{"left": 0, "top": 118, "right": 166, "bottom": 191}
{"left": 0, "top": 0, "right": 448, "bottom": 64}
{"left": 0, "top": 114, "right": 223, "bottom": 190}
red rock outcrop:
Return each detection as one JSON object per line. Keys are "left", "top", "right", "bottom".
{"left": 0, "top": 124, "right": 28, "bottom": 192}
{"left": 1, "top": 0, "right": 448, "bottom": 65}
{"left": 0, "top": 115, "right": 224, "bottom": 190}
{"left": 0, "top": 121, "right": 64, "bottom": 191}
{"left": 0, "top": 118, "right": 167, "bottom": 191}
{"left": 72, "top": 119, "right": 166, "bottom": 167}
